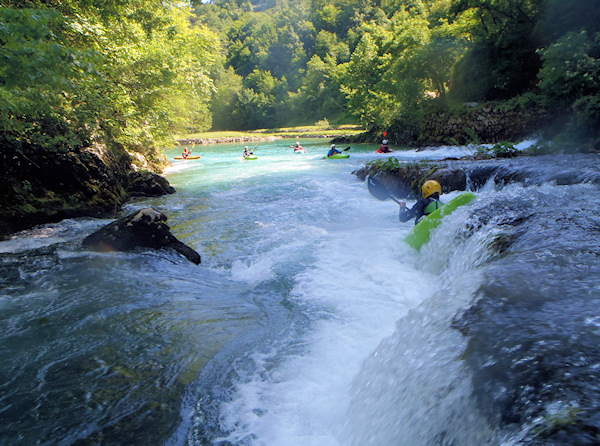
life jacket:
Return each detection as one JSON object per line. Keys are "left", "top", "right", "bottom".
{"left": 424, "top": 199, "right": 443, "bottom": 215}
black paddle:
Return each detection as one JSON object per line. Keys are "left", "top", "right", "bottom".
{"left": 367, "top": 175, "right": 403, "bottom": 205}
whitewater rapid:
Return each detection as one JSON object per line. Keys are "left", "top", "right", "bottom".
{"left": 3, "top": 140, "right": 599, "bottom": 446}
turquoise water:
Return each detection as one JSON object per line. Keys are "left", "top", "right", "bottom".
{"left": 3, "top": 140, "right": 600, "bottom": 445}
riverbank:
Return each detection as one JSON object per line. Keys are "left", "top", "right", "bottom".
{"left": 175, "top": 124, "right": 364, "bottom": 146}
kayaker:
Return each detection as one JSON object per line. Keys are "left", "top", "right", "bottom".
{"left": 327, "top": 144, "right": 341, "bottom": 157}
{"left": 377, "top": 140, "right": 392, "bottom": 153}
{"left": 243, "top": 146, "right": 252, "bottom": 158}
{"left": 293, "top": 142, "right": 306, "bottom": 152}
{"left": 399, "top": 180, "right": 444, "bottom": 225}
{"left": 182, "top": 147, "right": 191, "bottom": 159}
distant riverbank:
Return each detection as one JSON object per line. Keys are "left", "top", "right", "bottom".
{"left": 176, "top": 135, "right": 278, "bottom": 145}
{"left": 174, "top": 124, "right": 364, "bottom": 146}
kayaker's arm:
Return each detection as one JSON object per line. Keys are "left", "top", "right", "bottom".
{"left": 399, "top": 199, "right": 427, "bottom": 223}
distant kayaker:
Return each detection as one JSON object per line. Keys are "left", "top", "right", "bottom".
{"left": 243, "top": 146, "right": 253, "bottom": 158}
{"left": 377, "top": 140, "right": 392, "bottom": 153}
{"left": 182, "top": 147, "right": 191, "bottom": 159}
{"left": 399, "top": 180, "right": 444, "bottom": 225}
{"left": 327, "top": 144, "right": 341, "bottom": 157}
{"left": 293, "top": 142, "right": 306, "bottom": 153}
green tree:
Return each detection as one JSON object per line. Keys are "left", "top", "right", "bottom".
{"left": 340, "top": 9, "right": 433, "bottom": 129}
{"left": 448, "top": 0, "right": 545, "bottom": 101}
{"left": 1, "top": 1, "right": 219, "bottom": 168}
{"left": 538, "top": 30, "right": 600, "bottom": 108}
{"left": 314, "top": 30, "right": 350, "bottom": 63}
{"left": 231, "top": 87, "right": 274, "bottom": 129}
{"left": 294, "top": 54, "right": 347, "bottom": 123}
{"left": 99, "top": 5, "right": 218, "bottom": 143}
{"left": 0, "top": 7, "right": 101, "bottom": 149}
{"left": 210, "top": 66, "right": 244, "bottom": 130}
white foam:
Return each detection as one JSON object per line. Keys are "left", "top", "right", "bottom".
{"left": 217, "top": 220, "right": 436, "bottom": 445}
{"left": 0, "top": 218, "right": 111, "bottom": 254}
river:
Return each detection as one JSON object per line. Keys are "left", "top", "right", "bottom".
{"left": 1, "top": 140, "right": 600, "bottom": 445}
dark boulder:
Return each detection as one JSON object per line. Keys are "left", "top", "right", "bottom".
{"left": 82, "top": 208, "right": 200, "bottom": 264}
{"left": 127, "top": 170, "right": 175, "bottom": 197}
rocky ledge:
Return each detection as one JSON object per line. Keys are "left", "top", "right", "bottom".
{"left": 0, "top": 140, "right": 175, "bottom": 239}
{"left": 354, "top": 152, "right": 600, "bottom": 201}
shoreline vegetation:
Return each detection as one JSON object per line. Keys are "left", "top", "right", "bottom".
{"left": 174, "top": 124, "right": 364, "bottom": 145}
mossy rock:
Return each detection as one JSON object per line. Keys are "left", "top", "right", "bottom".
{"left": 0, "top": 137, "right": 176, "bottom": 238}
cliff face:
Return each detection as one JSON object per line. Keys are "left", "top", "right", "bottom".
{"left": 0, "top": 138, "right": 175, "bottom": 239}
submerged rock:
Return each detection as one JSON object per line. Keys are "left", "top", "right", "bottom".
{"left": 82, "top": 208, "right": 201, "bottom": 264}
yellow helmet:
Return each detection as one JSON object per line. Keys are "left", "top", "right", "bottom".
{"left": 422, "top": 180, "right": 441, "bottom": 198}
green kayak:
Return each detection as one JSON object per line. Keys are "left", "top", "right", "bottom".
{"left": 323, "top": 153, "right": 350, "bottom": 159}
{"left": 244, "top": 155, "right": 258, "bottom": 160}
{"left": 404, "top": 192, "right": 476, "bottom": 251}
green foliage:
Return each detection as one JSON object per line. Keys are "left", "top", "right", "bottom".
{"left": 474, "top": 142, "right": 518, "bottom": 158}
{"left": 367, "top": 157, "right": 403, "bottom": 172}
{"left": 1, "top": 2, "right": 219, "bottom": 163}
{"left": 538, "top": 31, "right": 600, "bottom": 108}
{"left": 448, "top": 0, "right": 544, "bottom": 101}
{"left": 535, "top": 30, "right": 600, "bottom": 149}
{"left": 537, "top": 0, "right": 600, "bottom": 44}
{"left": 339, "top": 4, "right": 469, "bottom": 132}
{"left": 0, "top": 7, "right": 98, "bottom": 147}
{"left": 522, "top": 141, "right": 554, "bottom": 155}
{"left": 491, "top": 142, "right": 518, "bottom": 157}
{"left": 463, "top": 127, "right": 480, "bottom": 145}
{"left": 573, "top": 95, "right": 600, "bottom": 128}
{"left": 314, "top": 30, "right": 350, "bottom": 63}
{"left": 4, "top": 0, "right": 600, "bottom": 153}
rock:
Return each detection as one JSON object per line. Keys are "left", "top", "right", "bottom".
{"left": 0, "top": 136, "right": 178, "bottom": 239}
{"left": 354, "top": 164, "right": 467, "bottom": 199}
{"left": 82, "top": 208, "right": 201, "bottom": 264}
{"left": 127, "top": 170, "right": 175, "bottom": 197}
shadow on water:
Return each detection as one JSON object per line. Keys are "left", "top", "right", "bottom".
{"left": 453, "top": 183, "right": 600, "bottom": 444}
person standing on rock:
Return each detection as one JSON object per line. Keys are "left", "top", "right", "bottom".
{"left": 399, "top": 180, "right": 444, "bottom": 224}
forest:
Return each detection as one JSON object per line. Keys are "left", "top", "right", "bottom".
{"left": 1, "top": 0, "right": 600, "bottom": 164}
